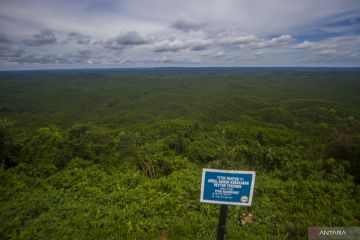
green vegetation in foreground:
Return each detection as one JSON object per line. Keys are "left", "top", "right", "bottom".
{"left": 0, "top": 70, "right": 360, "bottom": 239}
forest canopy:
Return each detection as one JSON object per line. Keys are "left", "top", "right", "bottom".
{"left": 0, "top": 68, "right": 359, "bottom": 239}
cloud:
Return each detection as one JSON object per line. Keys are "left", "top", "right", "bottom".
{"left": 310, "top": 36, "right": 359, "bottom": 54}
{"left": 219, "top": 35, "right": 259, "bottom": 45}
{"left": 114, "top": 31, "right": 148, "bottom": 45}
{"left": 11, "top": 50, "right": 95, "bottom": 65}
{"left": 215, "top": 50, "right": 224, "bottom": 57}
{"left": 24, "top": 29, "right": 57, "bottom": 46}
{"left": 295, "top": 35, "right": 360, "bottom": 63}
{"left": 153, "top": 39, "right": 188, "bottom": 52}
{"left": 0, "top": 0, "right": 360, "bottom": 68}
{"left": 295, "top": 40, "right": 315, "bottom": 49}
{"left": 321, "top": 25, "right": 357, "bottom": 33}
{"left": 0, "top": 32, "right": 11, "bottom": 43}
{"left": 202, "top": 49, "right": 225, "bottom": 59}
{"left": 104, "top": 31, "right": 149, "bottom": 49}
{"left": 189, "top": 39, "right": 212, "bottom": 51}
{"left": 252, "top": 35, "right": 293, "bottom": 48}
{"left": 77, "top": 48, "right": 91, "bottom": 56}
{"left": 153, "top": 38, "right": 212, "bottom": 52}
{"left": 220, "top": 34, "right": 293, "bottom": 48}
{"left": 271, "top": 35, "right": 292, "bottom": 44}
{"left": 4, "top": 53, "right": 66, "bottom": 64}
{"left": 0, "top": 45, "right": 25, "bottom": 57}
{"left": 320, "top": 16, "right": 360, "bottom": 34}
{"left": 68, "top": 31, "right": 91, "bottom": 45}
{"left": 158, "top": 56, "right": 175, "bottom": 63}
{"left": 76, "top": 39, "right": 91, "bottom": 45}
{"left": 68, "top": 32, "right": 83, "bottom": 37}
{"left": 319, "top": 49, "right": 337, "bottom": 56}
{"left": 171, "top": 16, "right": 205, "bottom": 32}
{"left": 104, "top": 41, "right": 123, "bottom": 50}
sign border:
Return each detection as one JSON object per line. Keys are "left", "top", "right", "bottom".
{"left": 200, "top": 168, "right": 256, "bottom": 206}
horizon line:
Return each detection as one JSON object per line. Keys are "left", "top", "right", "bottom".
{"left": 1, "top": 66, "right": 360, "bottom": 72}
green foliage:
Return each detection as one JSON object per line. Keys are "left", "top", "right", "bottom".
{"left": 115, "top": 131, "right": 144, "bottom": 158}
{"left": 166, "top": 134, "right": 186, "bottom": 155}
{"left": 0, "top": 70, "right": 359, "bottom": 239}
{"left": 186, "top": 134, "right": 222, "bottom": 163}
{"left": 21, "top": 128, "right": 69, "bottom": 177}
{"left": 67, "top": 125, "right": 114, "bottom": 164}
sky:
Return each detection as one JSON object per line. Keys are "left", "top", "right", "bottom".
{"left": 0, "top": 0, "right": 359, "bottom": 69}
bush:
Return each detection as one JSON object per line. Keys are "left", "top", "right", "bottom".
{"left": 22, "top": 128, "right": 69, "bottom": 177}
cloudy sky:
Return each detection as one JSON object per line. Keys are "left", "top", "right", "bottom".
{"left": 0, "top": 0, "right": 359, "bottom": 69}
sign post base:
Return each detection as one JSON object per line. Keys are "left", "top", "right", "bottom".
{"left": 217, "top": 204, "right": 228, "bottom": 240}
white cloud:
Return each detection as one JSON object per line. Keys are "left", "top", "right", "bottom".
{"left": 295, "top": 41, "right": 315, "bottom": 49}
{"left": 153, "top": 39, "right": 188, "bottom": 52}
{"left": 219, "top": 35, "right": 258, "bottom": 45}
{"left": 220, "top": 34, "right": 293, "bottom": 48}
{"left": 271, "top": 35, "right": 292, "bottom": 44}
{"left": 252, "top": 35, "right": 293, "bottom": 48}
{"left": 296, "top": 35, "right": 360, "bottom": 63}
{"left": 153, "top": 38, "right": 212, "bottom": 52}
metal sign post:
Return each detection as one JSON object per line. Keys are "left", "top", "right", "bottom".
{"left": 200, "top": 168, "right": 256, "bottom": 240}
{"left": 217, "top": 205, "right": 228, "bottom": 240}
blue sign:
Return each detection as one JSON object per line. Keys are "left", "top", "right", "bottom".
{"left": 200, "top": 169, "right": 256, "bottom": 206}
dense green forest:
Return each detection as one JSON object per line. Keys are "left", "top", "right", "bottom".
{"left": 1, "top": 69, "right": 359, "bottom": 239}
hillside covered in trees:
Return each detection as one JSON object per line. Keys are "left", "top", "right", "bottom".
{"left": 1, "top": 68, "right": 359, "bottom": 239}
